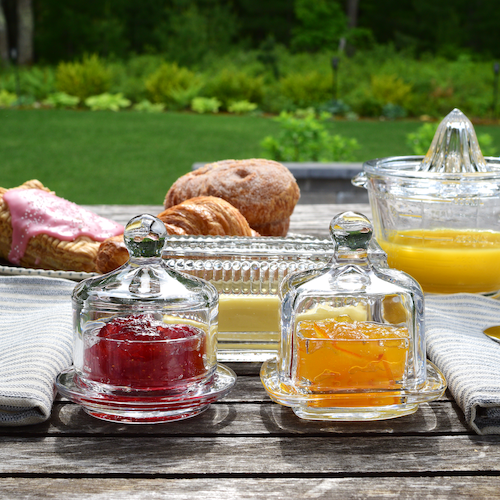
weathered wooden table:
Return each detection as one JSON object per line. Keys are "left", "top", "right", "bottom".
{"left": 2, "top": 203, "right": 500, "bottom": 500}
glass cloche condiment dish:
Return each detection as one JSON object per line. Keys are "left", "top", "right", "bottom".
{"left": 56, "top": 214, "right": 236, "bottom": 424}
{"left": 260, "top": 212, "right": 446, "bottom": 421}
{"left": 353, "top": 108, "right": 500, "bottom": 294}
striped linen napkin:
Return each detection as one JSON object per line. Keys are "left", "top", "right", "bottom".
{"left": 0, "top": 276, "right": 75, "bottom": 426}
{"left": 425, "top": 293, "right": 500, "bottom": 435}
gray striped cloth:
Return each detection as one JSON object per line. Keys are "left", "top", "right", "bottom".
{"left": 426, "top": 294, "right": 500, "bottom": 435}
{"left": 0, "top": 276, "right": 75, "bottom": 426}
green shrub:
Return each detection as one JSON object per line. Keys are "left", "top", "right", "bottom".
{"left": 261, "top": 110, "right": 359, "bottom": 162}
{"left": 133, "top": 100, "right": 165, "bottom": 113}
{"left": 56, "top": 54, "right": 111, "bottom": 101}
{"left": 191, "top": 97, "right": 221, "bottom": 114}
{"left": 19, "top": 67, "right": 56, "bottom": 101}
{"left": 0, "top": 66, "right": 56, "bottom": 101}
{"left": 43, "top": 92, "right": 80, "bottom": 109}
{"left": 406, "top": 122, "right": 497, "bottom": 156}
{"left": 371, "top": 74, "right": 412, "bottom": 107}
{"left": 145, "top": 62, "right": 201, "bottom": 109}
{"left": 345, "top": 85, "right": 383, "bottom": 117}
{"left": 109, "top": 55, "right": 164, "bottom": 103}
{"left": 278, "top": 72, "right": 333, "bottom": 109}
{"left": 382, "top": 103, "right": 408, "bottom": 119}
{"left": 202, "top": 69, "right": 264, "bottom": 110}
{"left": 227, "top": 100, "right": 258, "bottom": 114}
{"left": 0, "top": 89, "right": 17, "bottom": 107}
{"left": 84, "top": 93, "right": 131, "bottom": 111}
{"left": 169, "top": 83, "right": 204, "bottom": 110}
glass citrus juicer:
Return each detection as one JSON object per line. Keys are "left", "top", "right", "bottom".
{"left": 352, "top": 108, "right": 500, "bottom": 294}
{"left": 56, "top": 214, "right": 236, "bottom": 423}
{"left": 260, "top": 212, "right": 446, "bottom": 421}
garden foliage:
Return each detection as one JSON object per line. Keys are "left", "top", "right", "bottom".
{"left": 56, "top": 55, "right": 111, "bottom": 101}
{"left": 0, "top": 47, "right": 499, "bottom": 120}
{"left": 261, "top": 110, "right": 359, "bottom": 162}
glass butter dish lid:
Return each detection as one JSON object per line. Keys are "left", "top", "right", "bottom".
{"left": 56, "top": 214, "right": 236, "bottom": 424}
{"left": 161, "top": 234, "right": 387, "bottom": 363}
{"left": 260, "top": 212, "right": 446, "bottom": 421}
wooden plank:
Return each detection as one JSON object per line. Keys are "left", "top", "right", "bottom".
{"left": 54, "top": 376, "right": 454, "bottom": 404}
{"left": 1, "top": 434, "right": 498, "bottom": 475}
{"left": 1, "top": 400, "right": 468, "bottom": 437}
{"left": 1, "top": 477, "right": 499, "bottom": 500}
{"left": 288, "top": 203, "right": 372, "bottom": 239}
{"left": 83, "top": 205, "right": 164, "bottom": 226}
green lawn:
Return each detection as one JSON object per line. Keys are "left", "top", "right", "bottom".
{"left": 1, "top": 109, "right": 499, "bottom": 204}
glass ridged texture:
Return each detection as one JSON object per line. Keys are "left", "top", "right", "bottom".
{"left": 61, "top": 214, "right": 235, "bottom": 424}
{"left": 162, "top": 234, "right": 387, "bottom": 362}
{"left": 260, "top": 212, "right": 446, "bottom": 421}
{"left": 352, "top": 108, "right": 500, "bottom": 294}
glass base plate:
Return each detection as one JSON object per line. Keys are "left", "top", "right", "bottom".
{"left": 260, "top": 358, "right": 446, "bottom": 421}
{"left": 56, "top": 364, "right": 236, "bottom": 424}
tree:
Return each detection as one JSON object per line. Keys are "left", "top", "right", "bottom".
{"left": 0, "top": 0, "right": 8, "bottom": 64}
{"left": 16, "top": 0, "right": 33, "bottom": 65}
{"left": 346, "top": 0, "right": 359, "bottom": 28}
{"left": 291, "top": 0, "right": 347, "bottom": 52}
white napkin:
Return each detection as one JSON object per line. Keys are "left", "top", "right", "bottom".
{"left": 0, "top": 276, "right": 75, "bottom": 426}
{"left": 425, "top": 293, "right": 500, "bottom": 435}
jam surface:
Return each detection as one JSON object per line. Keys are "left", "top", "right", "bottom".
{"left": 296, "top": 318, "right": 409, "bottom": 406}
{"left": 84, "top": 314, "right": 207, "bottom": 391}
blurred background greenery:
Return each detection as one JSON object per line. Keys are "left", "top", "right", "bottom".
{"left": 1, "top": 0, "right": 500, "bottom": 203}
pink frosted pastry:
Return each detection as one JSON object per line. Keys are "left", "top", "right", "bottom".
{"left": 0, "top": 180, "right": 123, "bottom": 272}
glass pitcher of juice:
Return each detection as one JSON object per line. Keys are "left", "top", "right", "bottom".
{"left": 353, "top": 109, "right": 500, "bottom": 294}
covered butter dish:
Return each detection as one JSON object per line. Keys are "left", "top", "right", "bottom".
{"left": 260, "top": 212, "right": 446, "bottom": 421}
{"left": 56, "top": 214, "right": 236, "bottom": 423}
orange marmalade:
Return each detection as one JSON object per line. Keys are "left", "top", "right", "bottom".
{"left": 296, "top": 318, "right": 409, "bottom": 407}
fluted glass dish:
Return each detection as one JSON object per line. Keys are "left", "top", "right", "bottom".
{"left": 162, "top": 234, "right": 387, "bottom": 362}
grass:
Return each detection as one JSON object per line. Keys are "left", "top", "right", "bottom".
{"left": 1, "top": 109, "right": 500, "bottom": 204}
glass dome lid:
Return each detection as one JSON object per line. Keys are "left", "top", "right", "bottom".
{"left": 72, "top": 214, "right": 218, "bottom": 313}
{"left": 360, "top": 109, "right": 500, "bottom": 180}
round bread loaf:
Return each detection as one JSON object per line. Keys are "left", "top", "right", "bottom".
{"left": 164, "top": 159, "right": 300, "bottom": 236}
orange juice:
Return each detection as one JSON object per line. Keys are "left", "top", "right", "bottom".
{"left": 296, "top": 319, "right": 409, "bottom": 407}
{"left": 378, "top": 229, "right": 500, "bottom": 294}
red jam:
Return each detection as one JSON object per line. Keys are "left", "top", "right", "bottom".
{"left": 84, "top": 314, "right": 207, "bottom": 391}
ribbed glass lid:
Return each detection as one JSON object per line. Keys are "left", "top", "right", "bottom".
{"left": 418, "top": 108, "right": 489, "bottom": 173}
{"left": 359, "top": 108, "right": 500, "bottom": 178}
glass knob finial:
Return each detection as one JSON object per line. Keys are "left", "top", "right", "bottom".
{"left": 329, "top": 211, "right": 372, "bottom": 254}
{"left": 124, "top": 214, "right": 167, "bottom": 258}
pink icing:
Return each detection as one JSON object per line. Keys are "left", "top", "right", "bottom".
{"left": 4, "top": 188, "right": 124, "bottom": 265}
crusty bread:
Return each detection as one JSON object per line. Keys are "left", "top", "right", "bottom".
{"left": 164, "top": 159, "right": 300, "bottom": 236}
{"left": 0, "top": 180, "right": 123, "bottom": 272}
{"left": 96, "top": 196, "right": 257, "bottom": 274}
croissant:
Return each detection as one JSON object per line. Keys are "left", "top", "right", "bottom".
{"left": 95, "top": 196, "right": 258, "bottom": 274}
{"left": 0, "top": 180, "right": 123, "bottom": 272}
